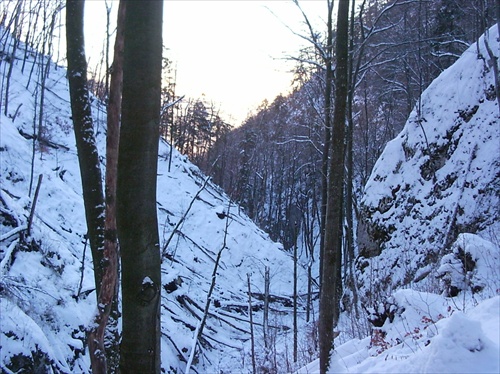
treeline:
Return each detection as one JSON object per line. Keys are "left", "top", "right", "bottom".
{"left": 196, "top": 0, "right": 497, "bottom": 246}
{"left": 191, "top": 3, "right": 497, "bottom": 353}
{"left": 160, "top": 93, "right": 232, "bottom": 172}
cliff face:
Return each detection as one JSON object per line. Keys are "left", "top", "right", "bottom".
{"left": 357, "top": 26, "right": 499, "bottom": 305}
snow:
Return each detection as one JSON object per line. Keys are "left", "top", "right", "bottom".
{"left": 1, "top": 22, "right": 499, "bottom": 374}
{"left": 437, "top": 233, "right": 500, "bottom": 297}
{"left": 357, "top": 25, "right": 500, "bottom": 303}
{"left": 0, "top": 27, "right": 299, "bottom": 373}
{"left": 297, "top": 292, "right": 500, "bottom": 374}
{"left": 295, "top": 25, "right": 500, "bottom": 374}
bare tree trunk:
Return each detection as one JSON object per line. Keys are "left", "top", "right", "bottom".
{"left": 3, "top": 1, "right": 21, "bottom": 117}
{"left": 87, "top": 2, "right": 126, "bottom": 372}
{"left": 263, "top": 266, "right": 270, "bottom": 349}
{"left": 318, "top": 0, "right": 334, "bottom": 294}
{"left": 293, "top": 235, "right": 298, "bottom": 363}
{"left": 185, "top": 202, "right": 231, "bottom": 374}
{"left": 247, "top": 273, "right": 256, "bottom": 374}
{"left": 38, "top": 6, "right": 60, "bottom": 139}
{"left": 117, "top": 1, "right": 163, "bottom": 372}
{"left": 319, "top": 0, "right": 350, "bottom": 373}
{"left": 346, "top": 0, "right": 360, "bottom": 319}
{"left": 66, "top": 0, "right": 105, "bottom": 301}
{"left": 27, "top": 174, "right": 43, "bottom": 237}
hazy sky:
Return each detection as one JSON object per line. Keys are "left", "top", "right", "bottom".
{"left": 84, "top": 1, "right": 328, "bottom": 125}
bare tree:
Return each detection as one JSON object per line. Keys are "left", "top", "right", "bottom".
{"left": 116, "top": 1, "right": 163, "bottom": 372}
{"left": 319, "top": 0, "right": 350, "bottom": 372}
{"left": 86, "top": 1, "right": 126, "bottom": 372}
{"left": 65, "top": 0, "right": 105, "bottom": 304}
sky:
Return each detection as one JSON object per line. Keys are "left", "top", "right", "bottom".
{"left": 84, "top": 0, "right": 329, "bottom": 125}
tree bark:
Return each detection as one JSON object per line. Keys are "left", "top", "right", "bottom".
{"left": 319, "top": 0, "right": 350, "bottom": 373}
{"left": 66, "top": 0, "right": 105, "bottom": 301}
{"left": 318, "top": 0, "right": 334, "bottom": 292}
{"left": 247, "top": 273, "right": 257, "bottom": 374}
{"left": 117, "top": 1, "right": 163, "bottom": 373}
{"left": 86, "top": 2, "right": 126, "bottom": 372}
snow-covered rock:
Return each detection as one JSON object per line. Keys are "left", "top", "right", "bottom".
{"left": 357, "top": 25, "right": 500, "bottom": 305}
{"left": 297, "top": 292, "right": 500, "bottom": 374}
{"left": 436, "top": 233, "right": 500, "bottom": 297}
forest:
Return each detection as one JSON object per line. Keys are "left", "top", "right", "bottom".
{"left": 0, "top": 0, "right": 499, "bottom": 373}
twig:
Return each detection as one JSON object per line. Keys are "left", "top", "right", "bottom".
{"left": 162, "top": 332, "right": 188, "bottom": 363}
{"left": 76, "top": 235, "right": 88, "bottom": 299}
{"left": 175, "top": 230, "right": 218, "bottom": 264}
{"left": 0, "top": 239, "right": 19, "bottom": 274}
{"left": 162, "top": 176, "right": 211, "bottom": 257}
{"left": 162, "top": 156, "right": 220, "bottom": 259}
{"left": 27, "top": 174, "right": 43, "bottom": 237}
{"left": 0, "top": 226, "right": 26, "bottom": 242}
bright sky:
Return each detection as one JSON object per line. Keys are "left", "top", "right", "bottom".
{"left": 84, "top": 1, "right": 329, "bottom": 125}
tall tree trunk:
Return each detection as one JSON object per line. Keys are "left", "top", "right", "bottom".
{"left": 66, "top": 0, "right": 105, "bottom": 300}
{"left": 319, "top": 0, "right": 350, "bottom": 373}
{"left": 117, "top": 1, "right": 163, "bottom": 373}
{"left": 319, "top": 0, "right": 334, "bottom": 291}
{"left": 247, "top": 273, "right": 257, "bottom": 374}
{"left": 3, "top": 1, "right": 21, "bottom": 118}
{"left": 346, "top": 0, "right": 360, "bottom": 319}
{"left": 87, "top": 2, "right": 126, "bottom": 372}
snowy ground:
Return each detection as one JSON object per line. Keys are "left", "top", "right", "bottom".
{"left": 0, "top": 28, "right": 309, "bottom": 373}
{"left": 1, "top": 22, "right": 499, "bottom": 374}
{"left": 299, "top": 24, "right": 500, "bottom": 374}
{"left": 299, "top": 292, "right": 499, "bottom": 374}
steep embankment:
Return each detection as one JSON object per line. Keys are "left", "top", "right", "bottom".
{"left": 356, "top": 26, "right": 499, "bottom": 304}
{"left": 294, "top": 25, "right": 500, "bottom": 374}
{"left": 0, "top": 30, "right": 296, "bottom": 373}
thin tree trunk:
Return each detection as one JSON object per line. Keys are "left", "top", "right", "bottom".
{"left": 66, "top": 0, "right": 105, "bottom": 301}
{"left": 293, "top": 236, "right": 298, "bottom": 363}
{"left": 263, "top": 266, "right": 270, "bottom": 349}
{"left": 117, "top": 1, "right": 163, "bottom": 372}
{"left": 3, "top": 2, "right": 20, "bottom": 117}
{"left": 38, "top": 6, "right": 59, "bottom": 139}
{"left": 186, "top": 202, "right": 231, "bottom": 374}
{"left": 319, "top": 0, "right": 350, "bottom": 373}
{"left": 247, "top": 273, "right": 256, "bottom": 374}
{"left": 319, "top": 0, "right": 334, "bottom": 294}
{"left": 346, "top": 0, "right": 360, "bottom": 319}
{"left": 27, "top": 174, "right": 43, "bottom": 237}
{"left": 87, "top": 2, "right": 126, "bottom": 372}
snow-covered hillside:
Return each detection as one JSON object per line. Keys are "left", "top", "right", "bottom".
{"left": 296, "top": 26, "right": 499, "bottom": 374}
{"left": 0, "top": 30, "right": 301, "bottom": 373}
{"left": 299, "top": 292, "right": 499, "bottom": 373}
{"left": 357, "top": 25, "right": 500, "bottom": 304}
{"left": 1, "top": 20, "right": 499, "bottom": 374}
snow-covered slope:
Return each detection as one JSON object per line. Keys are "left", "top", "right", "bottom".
{"left": 299, "top": 290, "right": 500, "bottom": 374}
{"left": 0, "top": 30, "right": 297, "bottom": 373}
{"left": 295, "top": 26, "right": 500, "bottom": 374}
{"left": 357, "top": 25, "right": 500, "bottom": 304}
